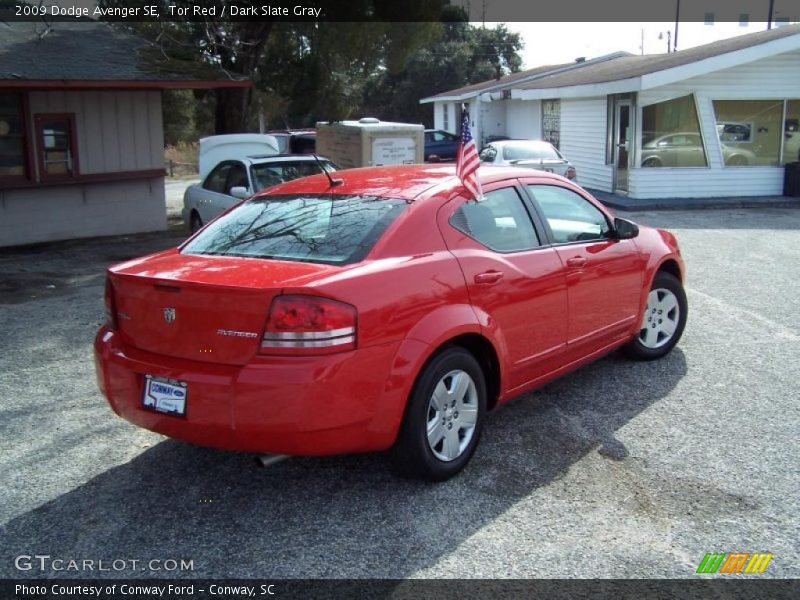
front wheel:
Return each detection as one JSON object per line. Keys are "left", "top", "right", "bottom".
{"left": 391, "top": 347, "right": 486, "bottom": 481}
{"left": 623, "top": 271, "right": 687, "bottom": 361}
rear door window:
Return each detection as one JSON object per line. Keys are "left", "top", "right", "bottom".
{"left": 203, "top": 163, "right": 233, "bottom": 194}
{"left": 182, "top": 194, "right": 407, "bottom": 265}
{"left": 450, "top": 187, "right": 540, "bottom": 252}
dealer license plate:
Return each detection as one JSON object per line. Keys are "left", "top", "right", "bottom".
{"left": 142, "top": 375, "right": 187, "bottom": 417}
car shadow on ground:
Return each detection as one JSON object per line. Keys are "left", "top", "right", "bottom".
{"left": 1, "top": 349, "right": 686, "bottom": 579}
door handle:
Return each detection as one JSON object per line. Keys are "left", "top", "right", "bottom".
{"left": 566, "top": 257, "right": 587, "bottom": 268}
{"left": 474, "top": 270, "right": 504, "bottom": 285}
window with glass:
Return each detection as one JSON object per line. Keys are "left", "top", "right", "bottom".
{"left": 182, "top": 194, "right": 406, "bottom": 265}
{"left": 641, "top": 95, "right": 707, "bottom": 167}
{"left": 527, "top": 185, "right": 610, "bottom": 244}
{"left": 542, "top": 99, "right": 561, "bottom": 149}
{"left": 713, "top": 100, "right": 784, "bottom": 166}
{"left": 450, "top": 187, "right": 539, "bottom": 253}
{"left": 250, "top": 160, "right": 336, "bottom": 192}
{"left": 442, "top": 104, "right": 449, "bottom": 132}
{"left": 35, "top": 114, "right": 77, "bottom": 179}
{"left": 783, "top": 100, "right": 800, "bottom": 165}
{"left": 0, "top": 94, "right": 27, "bottom": 179}
{"left": 203, "top": 162, "right": 233, "bottom": 193}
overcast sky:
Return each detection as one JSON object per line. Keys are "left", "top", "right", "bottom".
{"left": 499, "top": 21, "right": 782, "bottom": 69}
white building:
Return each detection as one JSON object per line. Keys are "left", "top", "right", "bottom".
{"left": 421, "top": 24, "right": 800, "bottom": 199}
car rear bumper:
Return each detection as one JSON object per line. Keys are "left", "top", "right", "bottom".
{"left": 94, "top": 328, "right": 404, "bottom": 455}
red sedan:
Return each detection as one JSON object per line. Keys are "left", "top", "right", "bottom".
{"left": 95, "top": 165, "right": 686, "bottom": 481}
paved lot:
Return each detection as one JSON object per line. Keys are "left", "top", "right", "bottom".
{"left": 0, "top": 207, "right": 798, "bottom": 579}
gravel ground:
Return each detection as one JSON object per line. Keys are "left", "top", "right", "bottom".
{"left": 0, "top": 205, "right": 798, "bottom": 579}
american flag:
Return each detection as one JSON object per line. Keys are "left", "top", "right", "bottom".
{"left": 456, "top": 107, "right": 483, "bottom": 200}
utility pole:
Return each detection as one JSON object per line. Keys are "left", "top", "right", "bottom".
{"left": 768, "top": 0, "right": 775, "bottom": 29}
{"left": 674, "top": 0, "right": 680, "bottom": 52}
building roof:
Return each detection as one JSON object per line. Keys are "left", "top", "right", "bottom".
{"left": 420, "top": 52, "right": 633, "bottom": 104}
{"left": 423, "top": 62, "right": 572, "bottom": 101}
{"left": 0, "top": 20, "right": 250, "bottom": 89}
{"left": 514, "top": 23, "right": 800, "bottom": 92}
{"left": 423, "top": 23, "right": 800, "bottom": 103}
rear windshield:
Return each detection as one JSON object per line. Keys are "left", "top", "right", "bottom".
{"left": 182, "top": 194, "right": 407, "bottom": 265}
{"left": 502, "top": 143, "right": 562, "bottom": 161}
{"left": 250, "top": 160, "right": 336, "bottom": 192}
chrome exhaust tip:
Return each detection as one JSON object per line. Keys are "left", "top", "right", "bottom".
{"left": 255, "top": 454, "right": 288, "bottom": 468}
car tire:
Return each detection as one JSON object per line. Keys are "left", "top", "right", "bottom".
{"left": 728, "top": 154, "right": 748, "bottom": 166}
{"left": 190, "top": 211, "right": 203, "bottom": 234}
{"left": 642, "top": 157, "right": 661, "bottom": 167}
{"left": 623, "top": 271, "right": 687, "bottom": 361}
{"left": 391, "top": 347, "right": 486, "bottom": 481}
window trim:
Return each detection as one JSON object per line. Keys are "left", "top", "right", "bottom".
{"left": 0, "top": 92, "right": 34, "bottom": 184}
{"left": 34, "top": 113, "right": 79, "bottom": 182}
{"left": 520, "top": 181, "right": 614, "bottom": 247}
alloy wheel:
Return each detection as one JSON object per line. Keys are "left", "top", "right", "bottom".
{"left": 426, "top": 369, "right": 478, "bottom": 462}
{"left": 639, "top": 288, "right": 681, "bottom": 349}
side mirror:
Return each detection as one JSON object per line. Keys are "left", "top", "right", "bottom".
{"left": 230, "top": 186, "right": 249, "bottom": 199}
{"left": 613, "top": 217, "right": 639, "bottom": 240}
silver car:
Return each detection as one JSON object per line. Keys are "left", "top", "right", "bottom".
{"left": 479, "top": 140, "right": 577, "bottom": 180}
{"left": 183, "top": 155, "right": 337, "bottom": 233}
{"left": 641, "top": 132, "right": 756, "bottom": 167}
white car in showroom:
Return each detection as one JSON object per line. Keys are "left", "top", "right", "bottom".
{"left": 183, "top": 134, "right": 338, "bottom": 232}
{"left": 479, "top": 139, "right": 577, "bottom": 181}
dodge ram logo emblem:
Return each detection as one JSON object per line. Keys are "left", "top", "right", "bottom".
{"left": 163, "top": 307, "right": 176, "bottom": 324}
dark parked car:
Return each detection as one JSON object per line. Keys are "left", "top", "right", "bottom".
{"left": 424, "top": 129, "right": 459, "bottom": 162}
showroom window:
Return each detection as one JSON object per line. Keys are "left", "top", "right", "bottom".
{"left": 641, "top": 94, "right": 707, "bottom": 167}
{"left": 784, "top": 100, "right": 800, "bottom": 165}
{"left": 713, "top": 100, "right": 785, "bottom": 166}
{"left": 0, "top": 93, "right": 27, "bottom": 180}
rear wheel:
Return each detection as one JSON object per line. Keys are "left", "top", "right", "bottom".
{"left": 190, "top": 211, "right": 203, "bottom": 234}
{"left": 391, "top": 347, "right": 486, "bottom": 481}
{"left": 623, "top": 271, "right": 687, "bottom": 360}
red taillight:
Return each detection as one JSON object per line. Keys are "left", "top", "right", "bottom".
{"left": 104, "top": 277, "right": 117, "bottom": 330}
{"left": 261, "top": 295, "right": 356, "bottom": 355}
{"left": 566, "top": 166, "right": 577, "bottom": 180}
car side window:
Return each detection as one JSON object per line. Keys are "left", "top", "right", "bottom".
{"left": 479, "top": 146, "right": 497, "bottom": 162}
{"left": 203, "top": 163, "right": 232, "bottom": 194}
{"left": 450, "top": 187, "right": 539, "bottom": 252}
{"left": 527, "top": 185, "right": 610, "bottom": 244}
{"left": 225, "top": 162, "right": 249, "bottom": 194}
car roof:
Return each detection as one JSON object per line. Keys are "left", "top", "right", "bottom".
{"left": 489, "top": 139, "right": 555, "bottom": 148}
{"left": 256, "top": 164, "right": 567, "bottom": 201}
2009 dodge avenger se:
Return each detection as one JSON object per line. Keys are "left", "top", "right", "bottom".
{"left": 95, "top": 165, "right": 687, "bottom": 480}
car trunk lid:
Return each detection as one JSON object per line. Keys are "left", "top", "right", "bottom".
{"left": 109, "top": 250, "right": 339, "bottom": 365}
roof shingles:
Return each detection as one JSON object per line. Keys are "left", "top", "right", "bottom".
{"left": 0, "top": 20, "right": 246, "bottom": 84}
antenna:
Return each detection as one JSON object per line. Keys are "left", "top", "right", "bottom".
{"left": 312, "top": 154, "right": 343, "bottom": 187}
